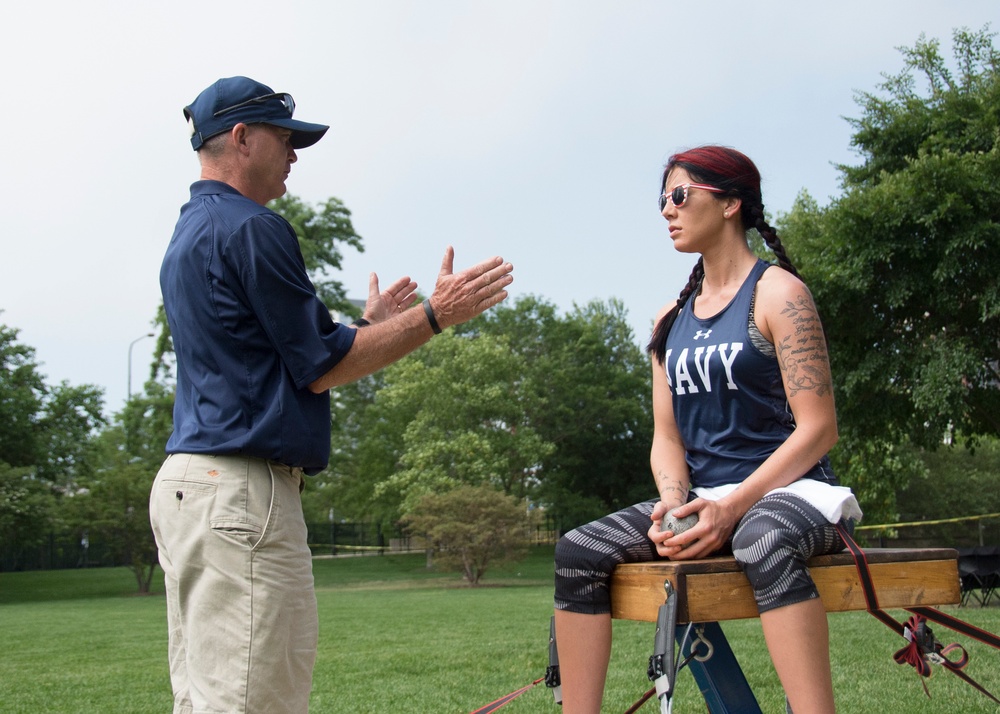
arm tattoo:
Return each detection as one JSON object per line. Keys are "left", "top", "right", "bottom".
{"left": 776, "top": 295, "right": 832, "bottom": 398}
{"left": 655, "top": 470, "right": 689, "bottom": 504}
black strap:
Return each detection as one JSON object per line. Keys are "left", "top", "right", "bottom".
{"left": 906, "top": 606, "right": 1000, "bottom": 650}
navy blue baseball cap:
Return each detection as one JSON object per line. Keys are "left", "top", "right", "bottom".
{"left": 184, "top": 76, "right": 329, "bottom": 151}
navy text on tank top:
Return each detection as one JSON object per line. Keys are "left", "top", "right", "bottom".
{"left": 663, "top": 259, "right": 835, "bottom": 488}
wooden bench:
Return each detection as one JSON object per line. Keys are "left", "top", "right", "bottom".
{"left": 611, "top": 547, "right": 961, "bottom": 623}
{"left": 608, "top": 548, "right": 961, "bottom": 712}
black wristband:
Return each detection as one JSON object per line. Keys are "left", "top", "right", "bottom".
{"left": 422, "top": 300, "right": 442, "bottom": 334}
{"left": 351, "top": 318, "right": 370, "bottom": 328}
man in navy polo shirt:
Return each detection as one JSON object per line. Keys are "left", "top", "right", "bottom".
{"left": 150, "top": 76, "right": 514, "bottom": 714}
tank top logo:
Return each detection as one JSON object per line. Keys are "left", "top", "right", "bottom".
{"left": 693, "top": 329, "right": 713, "bottom": 340}
{"left": 664, "top": 342, "right": 743, "bottom": 395}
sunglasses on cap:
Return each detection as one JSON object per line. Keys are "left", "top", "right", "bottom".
{"left": 214, "top": 92, "right": 296, "bottom": 118}
{"left": 659, "top": 183, "right": 724, "bottom": 211}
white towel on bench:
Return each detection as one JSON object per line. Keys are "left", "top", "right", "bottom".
{"left": 693, "top": 478, "right": 863, "bottom": 525}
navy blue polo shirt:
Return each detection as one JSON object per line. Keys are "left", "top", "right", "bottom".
{"left": 160, "top": 181, "right": 356, "bottom": 473}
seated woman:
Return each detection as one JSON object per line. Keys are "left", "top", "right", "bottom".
{"left": 553, "top": 145, "right": 862, "bottom": 714}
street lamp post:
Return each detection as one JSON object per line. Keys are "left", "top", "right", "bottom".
{"left": 127, "top": 332, "right": 155, "bottom": 402}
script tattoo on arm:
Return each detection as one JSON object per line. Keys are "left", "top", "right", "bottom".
{"left": 655, "top": 470, "right": 689, "bottom": 506}
{"left": 776, "top": 295, "right": 833, "bottom": 398}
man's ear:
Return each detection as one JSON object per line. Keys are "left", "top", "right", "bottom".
{"left": 231, "top": 123, "right": 252, "bottom": 155}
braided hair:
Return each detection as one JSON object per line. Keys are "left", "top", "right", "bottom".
{"left": 647, "top": 146, "right": 802, "bottom": 364}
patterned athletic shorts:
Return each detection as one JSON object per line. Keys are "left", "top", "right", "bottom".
{"left": 554, "top": 493, "right": 850, "bottom": 615}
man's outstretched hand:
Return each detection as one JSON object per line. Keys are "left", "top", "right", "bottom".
{"left": 427, "top": 246, "right": 514, "bottom": 329}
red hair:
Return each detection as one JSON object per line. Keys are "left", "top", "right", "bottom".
{"left": 663, "top": 146, "right": 762, "bottom": 228}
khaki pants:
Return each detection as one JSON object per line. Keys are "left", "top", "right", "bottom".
{"left": 150, "top": 454, "right": 317, "bottom": 714}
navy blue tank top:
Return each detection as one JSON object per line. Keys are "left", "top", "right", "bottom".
{"left": 663, "top": 259, "right": 835, "bottom": 488}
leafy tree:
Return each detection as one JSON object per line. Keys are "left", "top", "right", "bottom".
{"left": 778, "top": 25, "right": 1000, "bottom": 522}
{"left": 0, "top": 461, "right": 57, "bottom": 570}
{"left": 0, "top": 321, "right": 106, "bottom": 486}
{"left": 369, "top": 330, "right": 554, "bottom": 513}
{"left": 34, "top": 383, "right": 106, "bottom": 490}
{"left": 0, "top": 320, "right": 106, "bottom": 569}
{"left": 60, "top": 377, "right": 174, "bottom": 591}
{"left": 65, "top": 437, "right": 161, "bottom": 592}
{"left": 122, "top": 378, "right": 176, "bottom": 468}
{"left": 304, "top": 371, "right": 389, "bottom": 525}
{"left": 0, "top": 321, "right": 45, "bottom": 468}
{"left": 401, "top": 484, "right": 530, "bottom": 585}
{"left": 469, "top": 296, "right": 654, "bottom": 529}
{"left": 332, "top": 296, "right": 653, "bottom": 533}
{"left": 895, "top": 437, "right": 1000, "bottom": 546}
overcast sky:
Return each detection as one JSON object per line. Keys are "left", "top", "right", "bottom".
{"left": 2, "top": 1, "right": 996, "bottom": 413}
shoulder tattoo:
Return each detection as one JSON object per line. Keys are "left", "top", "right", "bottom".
{"left": 776, "top": 295, "right": 833, "bottom": 398}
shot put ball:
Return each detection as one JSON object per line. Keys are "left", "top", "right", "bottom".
{"left": 660, "top": 508, "right": 699, "bottom": 534}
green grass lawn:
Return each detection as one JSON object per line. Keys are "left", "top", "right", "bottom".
{"left": 1, "top": 547, "right": 999, "bottom": 713}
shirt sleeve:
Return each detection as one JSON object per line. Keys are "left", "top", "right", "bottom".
{"left": 227, "top": 212, "right": 356, "bottom": 390}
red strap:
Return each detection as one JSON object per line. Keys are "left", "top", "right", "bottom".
{"left": 622, "top": 687, "right": 656, "bottom": 714}
{"left": 467, "top": 678, "right": 544, "bottom": 714}
{"left": 835, "top": 525, "right": 1000, "bottom": 703}
{"left": 892, "top": 615, "right": 933, "bottom": 678}
{"left": 835, "top": 524, "right": 904, "bottom": 635}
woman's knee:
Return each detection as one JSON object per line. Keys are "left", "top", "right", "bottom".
{"left": 733, "top": 511, "right": 797, "bottom": 561}
{"left": 554, "top": 531, "right": 573, "bottom": 565}
{"left": 555, "top": 529, "right": 597, "bottom": 571}
{"left": 731, "top": 498, "right": 827, "bottom": 610}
